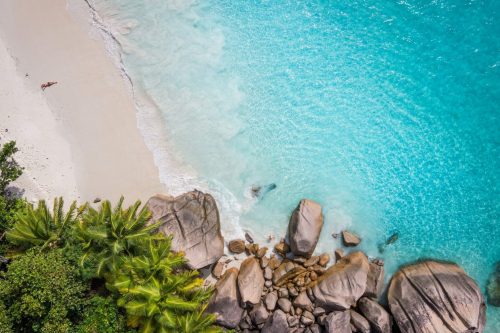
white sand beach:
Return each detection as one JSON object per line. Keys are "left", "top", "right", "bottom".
{"left": 0, "top": 0, "right": 164, "bottom": 204}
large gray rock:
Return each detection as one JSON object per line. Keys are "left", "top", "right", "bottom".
{"left": 311, "top": 251, "right": 369, "bottom": 311}
{"left": 324, "top": 311, "right": 351, "bottom": 333}
{"left": 364, "top": 260, "right": 384, "bottom": 298}
{"left": 350, "top": 310, "right": 371, "bottom": 333}
{"left": 238, "top": 257, "right": 265, "bottom": 305}
{"left": 262, "top": 309, "right": 289, "bottom": 333}
{"left": 358, "top": 297, "right": 392, "bottom": 333}
{"left": 146, "top": 191, "right": 224, "bottom": 269}
{"left": 288, "top": 199, "right": 323, "bottom": 258}
{"left": 206, "top": 268, "right": 244, "bottom": 328}
{"left": 388, "top": 261, "right": 486, "bottom": 333}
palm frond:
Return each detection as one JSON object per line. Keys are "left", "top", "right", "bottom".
{"left": 6, "top": 198, "right": 80, "bottom": 251}
{"left": 75, "top": 197, "right": 157, "bottom": 278}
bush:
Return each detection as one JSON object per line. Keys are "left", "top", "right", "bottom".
{"left": 113, "top": 237, "right": 220, "bottom": 333}
{"left": 2, "top": 196, "right": 220, "bottom": 332}
{"left": 0, "top": 197, "right": 26, "bottom": 255}
{"left": 0, "top": 196, "right": 25, "bottom": 233}
{"left": 0, "top": 140, "right": 24, "bottom": 243}
{"left": 0, "top": 300, "right": 13, "bottom": 333}
{"left": 0, "top": 249, "right": 87, "bottom": 332}
{"left": 0, "top": 141, "right": 22, "bottom": 194}
{"left": 73, "top": 296, "right": 133, "bottom": 333}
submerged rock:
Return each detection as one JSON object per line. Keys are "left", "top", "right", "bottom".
{"left": 311, "top": 251, "right": 369, "bottom": 311}
{"left": 146, "top": 191, "right": 224, "bottom": 269}
{"left": 388, "top": 260, "right": 486, "bottom": 333}
{"left": 206, "top": 268, "right": 244, "bottom": 328}
{"left": 487, "top": 261, "right": 500, "bottom": 307}
{"left": 288, "top": 199, "right": 324, "bottom": 258}
{"left": 385, "top": 232, "right": 399, "bottom": 245}
{"left": 245, "top": 232, "right": 254, "bottom": 244}
{"left": 378, "top": 232, "right": 399, "bottom": 253}
{"left": 250, "top": 183, "right": 277, "bottom": 199}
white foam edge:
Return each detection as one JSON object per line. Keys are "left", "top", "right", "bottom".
{"left": 69, "top": 0, "right": 245, "bottom": 242}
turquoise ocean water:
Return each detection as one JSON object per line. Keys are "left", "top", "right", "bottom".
{"left": 89, "top": 0, "right": 499, "bottom": 329}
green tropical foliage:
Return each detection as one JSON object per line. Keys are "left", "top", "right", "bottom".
{"left": 175, "top": 305, "right": 222, "bottom": 333}
{"left": 75, "top": 197, "right": 160, "bottom": 278}
{"left": 6, "top": 198, "right": 86, "bottom": 252}
{"left": 112, "top": 237, "right": 221, "bottom": 333}
{"left": 0, "top": 249, "right": 87, "bottom": 332}
{"left": 0, "top": 141, "right": 23, "bottom": 194}
{"left": 111, "top": 236, "right": 185, "bottom": 289}
{"left": 74, "top": 296, "right": 133, "bottom": 333}
{"left": 1, "top": 180, "right": 219, "bottom": 333}
{"left": 0, "top": 196, "right": 25, "bottom": 243}
{"left": 0, "top": 140, "right": 24, "bottom": 242}
{"left": 0, "top": 299, "right": 13, "bottom": 333}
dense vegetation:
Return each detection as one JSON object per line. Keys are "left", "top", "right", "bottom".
{"left": 0, "top": 141, "right": 24, "bottom": 243}
{"left": 0, "top": 141, "right": 221, "bottom": 333}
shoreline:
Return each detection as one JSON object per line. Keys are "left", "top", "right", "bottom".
{"left": 76, "top": 0, "right": 246, "bottom": 241}
{"left": 0, "top": 0, "right": 164, "bottom": 204}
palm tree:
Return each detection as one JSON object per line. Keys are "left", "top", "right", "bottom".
{"left": 75, "top": 197, "right": 160, "bottom": 278}
{"left": 112, "top": 237, "right": 221, "bottom": 333}
{"left": 111, "top": 235, "right": 185, "bottom": 290}
{"left": 175, "top": 305, "right": 222, "bottom": 333}
{"left": 6, "top": 198, "right": 85, "bottom": 251}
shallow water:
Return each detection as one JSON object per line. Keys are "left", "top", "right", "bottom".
{"left": 90, "top": 0, "right": 499, "bottom": 329}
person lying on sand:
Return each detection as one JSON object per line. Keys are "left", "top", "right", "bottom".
{"left": 41, "top": 81, "right": 58, "bottom": 90}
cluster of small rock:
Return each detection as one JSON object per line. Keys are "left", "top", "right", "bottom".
{"left": 206, "top": 199, "right": 391, "bottom": 333}
{"left": 146, "top": 192, "right": 488, "bottom": 333}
